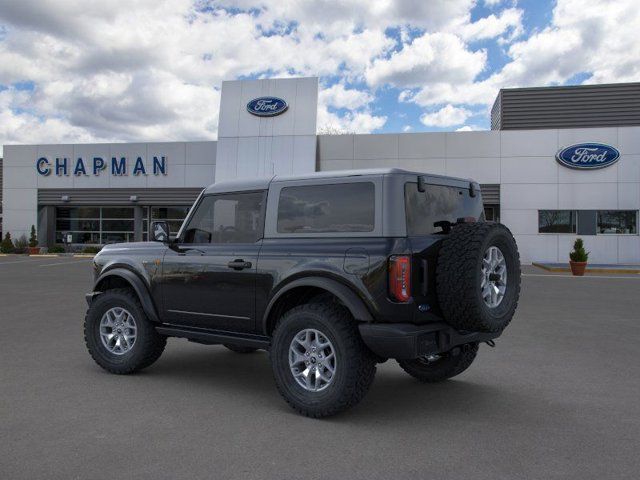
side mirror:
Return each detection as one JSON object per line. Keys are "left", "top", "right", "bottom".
{"left": 151, "top": 221, "right": 170, "bottom": 243}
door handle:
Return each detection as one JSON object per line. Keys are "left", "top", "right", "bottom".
{"left": 227, "top": 259, "right": 252, "bottom": 270}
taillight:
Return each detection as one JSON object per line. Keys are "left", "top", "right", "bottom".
{"left": 389, "top": 255, "right": 411, "bottom": 302}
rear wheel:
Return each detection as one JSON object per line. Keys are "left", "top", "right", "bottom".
{"left": 270, "top": 303, "right": 376, "bottom": 418}
{"left": 84, "top": 288, "right": 166, "bottom": 374}
{"left": 223, "top": 344, "right": 258, "bottom": 354}
{"left": 397, "top": 343, "right": 479, "bottom": 383}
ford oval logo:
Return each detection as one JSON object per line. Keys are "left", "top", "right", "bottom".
{"left": 556, "top": 143, "right": 620, "bottom": 170}
{"left": 247, "top": 97, "right": 288, "bottom": 117}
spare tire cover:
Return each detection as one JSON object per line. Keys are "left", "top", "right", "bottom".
{"left": 436, "top": 223, "right": 521, "bottom": 333}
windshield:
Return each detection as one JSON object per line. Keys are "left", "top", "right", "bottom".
{"left": 404, "top": 182, "right": 483, "bottom": 235}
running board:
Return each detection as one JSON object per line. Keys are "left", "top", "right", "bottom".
{"left": 156, "top": 324, "right": 271, "bottom": 350}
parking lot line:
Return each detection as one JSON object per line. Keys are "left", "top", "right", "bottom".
{"left": 38, "top": 259, "right": 93, "bottom": 267}
{"left": 0, "top": 259, "right": 45, "bottom": 265}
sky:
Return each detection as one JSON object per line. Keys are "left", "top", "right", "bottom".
{"left": 0, "top": 0, "right": 639, "bottom": 155}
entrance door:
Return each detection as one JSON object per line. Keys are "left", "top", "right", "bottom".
{"left": 160, "top": 191, "right": 266, "bottom": 333}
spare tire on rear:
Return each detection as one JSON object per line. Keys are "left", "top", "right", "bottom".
{"left": 436, "top": 222, "right": 520, "bottom": 333}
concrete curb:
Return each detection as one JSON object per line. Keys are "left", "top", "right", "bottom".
{"left": 0, "top": 253, "right": 96, "bottom": 259}
{"left": 533, "top": 262, "right": 640, "bottom": 275}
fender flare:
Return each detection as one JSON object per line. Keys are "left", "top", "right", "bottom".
{"left": 261, "top": 276, "right": 373, "bottom": 333}
{"left": 94, "top": 268, "right": 160, "bottom": 323}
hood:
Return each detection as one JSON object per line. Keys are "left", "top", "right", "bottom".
{"left": 99, "top": 241, "right": 167, "bottom": 252}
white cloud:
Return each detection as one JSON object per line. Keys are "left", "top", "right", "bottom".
{"left": 420, "top": 104, "right": 472, "bottom": 127}
{"left": 319, "top": 83, "right": 373, "bottom": 110}
{"left": 366, "top": 32, "right": 486, "bottom": 88}
{"left": 456, "top": 8, "right": 523, "bottom": 42}
{"left": 317, "top": 105, "right": 386, "bottom": 134}
{"left": 456, "top": 124, "right": 483, "bottom": 131}
{"left": 397, "top": 0, "right": 640, "bottom": 113}
{"left": 212, "top": 0, "right": 475, "bottom": 33}
{"left": 0, "top": 0, "right": 639, "bottom": 148}
{"left": 317, "top": 81, "right": 385, "bottom": 133}
{"left": 492, "top": 0, "right": 640, "bottom": 86}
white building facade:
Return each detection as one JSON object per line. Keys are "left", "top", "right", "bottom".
{"left": 2, "top": 77, "right": 639, "bottom": 264}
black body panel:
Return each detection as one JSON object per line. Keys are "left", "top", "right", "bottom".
{"left": 160, "top": 242, "right": 261, "bottom": 332}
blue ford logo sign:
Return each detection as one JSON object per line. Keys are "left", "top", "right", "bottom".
{"left": 556, "top": 143, "right": 620, "bottom": 170}
{"left": 247, "top": 97, "right": 288, "bottom": 117}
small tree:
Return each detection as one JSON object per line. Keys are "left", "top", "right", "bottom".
{"left": 1, "top": 232, "right": 15, "bottom": 253}
{"left": 569, "top": 238, "right": 589, "bottom": 262}
{"left": 29, "top": 225, "right": 38, "bottom": 248}
{"left": 14, "top": 234, "right": 28, "bottom": 252}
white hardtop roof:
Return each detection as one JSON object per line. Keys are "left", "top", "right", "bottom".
{"left": 202, "top": 168, "right": 473, "bottom": 194}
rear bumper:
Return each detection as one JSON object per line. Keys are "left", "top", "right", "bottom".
{"left": 359, "top": 322, "right": 500, "bottom": 360}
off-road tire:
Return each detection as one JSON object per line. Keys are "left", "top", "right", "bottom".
{"left": 84, "top": 288, "right": 166, "bottom": 374}
{"left": 270, "top": 303, "right": 377, "bottom": 418}
{"left": 223, "top": 344, "right": 258, "bottom": 354}
{"left": 437, "top": 223, "right": 521, "bottom": 333}
{"left": 397, "top": 343, "right": 479, "bottom": 383}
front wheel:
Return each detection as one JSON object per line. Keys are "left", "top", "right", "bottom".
{"left": 270, "top": 303, "right": 376, "bottom": 418}
{"left": 397, "top": 343, "right": 479, "bottom": 383}
{"left": 84, "top": 288, "right": 166, "bottom": 374}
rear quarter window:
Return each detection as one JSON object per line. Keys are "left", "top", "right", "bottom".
{"left": 405, "top": 182, "right": 483, "bottom": 235}
{"left": 277, "top": 182, "right": 375, "bottom": 233}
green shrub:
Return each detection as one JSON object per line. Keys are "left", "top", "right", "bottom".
{"left": 29, "top": 225, "right": 38, "bottom": 248}
{"left": 569, "top": 238, "right": 589, "bottom": 262}
{"left": 48, "top": 245, "right": 66, "bottom": 254}
{"left": 0, "top": 232, "right": 15, "bottom": 253}
{"left": 82, "top": 246, "right": 102, "bottom": 254}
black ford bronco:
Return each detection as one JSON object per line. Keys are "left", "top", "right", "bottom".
{"left": 84, "top": 169, "right": 520, "bottom": 417}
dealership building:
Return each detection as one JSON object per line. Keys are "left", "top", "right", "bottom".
{"left": 1, "top": 78, "right": 639, "bottom": 264}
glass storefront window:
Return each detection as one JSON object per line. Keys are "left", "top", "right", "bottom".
{"left": 56, "top": 207, "right": 100, "bottom": 219}
{"left": 56, "top": 219, "right": 100, "bottom": 231}
{"left": 102, "top": 219, "right": 135, "bottom": 231}
{"left": 55, "top": 207, "right": 135, "bottom": 245}
{"left": 102, "top": 207, "right": 135, "bottom": 219}
{"left": 538, "top": 210, "right": 577, "bottom": 233}
{"left": 597, "top": 211, "right": 638, "bottom": 234}
{"left": 55, "top": 231, "right": 100, "bottom": 244}
{"left": 143, "top": 206, "right": 191, "bottom": 241}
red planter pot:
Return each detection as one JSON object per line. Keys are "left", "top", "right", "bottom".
{"left": 28, "top": 246, "right": 41, "bottom": 255}
{"left": 569, "top": 261, "right": 587, "bottom": 276}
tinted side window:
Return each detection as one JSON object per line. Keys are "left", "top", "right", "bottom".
{"left": 277, "top": 183, "right": 375, "bottom": 233}
{"left": 183, "top": 192, "right": 264, "bottom": 244}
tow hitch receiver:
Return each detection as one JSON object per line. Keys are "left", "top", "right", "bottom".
{"left": 359, "top": 322, "right": 501, "bottom": 360}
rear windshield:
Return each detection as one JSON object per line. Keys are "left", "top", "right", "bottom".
{"left": 277, "top": 182, "right": 375, "bottom": 233}
{"left": 405, "top": 182, "right": 483, "bottom": 235}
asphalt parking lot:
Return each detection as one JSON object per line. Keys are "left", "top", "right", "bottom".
{"left": 1, "top": 256, "right": 639, "bottom": 479}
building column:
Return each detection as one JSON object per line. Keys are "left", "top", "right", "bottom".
{"left": 134, "top": 206, "right": 144, "bottom": 242}
{"left": 37, "top": 206, "right": 56, "bottom": 248}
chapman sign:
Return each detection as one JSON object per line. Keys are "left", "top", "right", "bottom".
{"left": 36, "top": 156, "right": 168, "bottom": 177}
{"left": 556, "top": 143, "right": 620, "bottom": 170}
{"left": 247, "top": 97, "right": 288, "bottom": 117}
